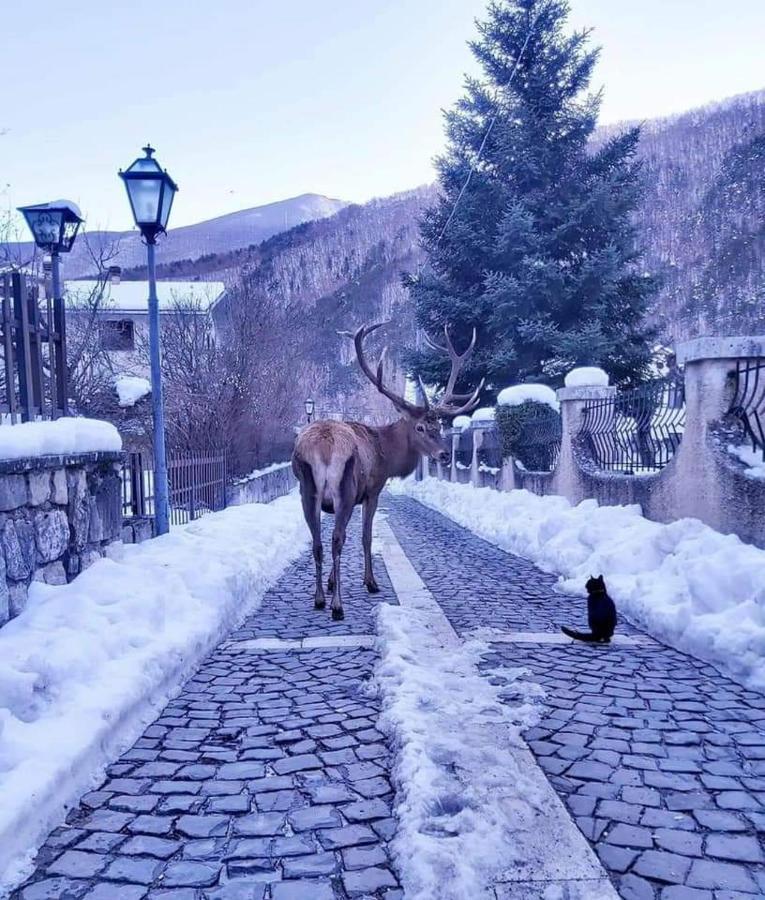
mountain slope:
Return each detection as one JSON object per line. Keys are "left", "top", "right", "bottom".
{"left": 4, "top": 193, "right": 348, "bottom": 279}
{"left": 598, "top": 89, "right": 765, "bottom": 341}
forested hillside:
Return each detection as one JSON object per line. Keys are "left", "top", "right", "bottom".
{"left": 600, "top": 89, "right": 765, "bottom": 342}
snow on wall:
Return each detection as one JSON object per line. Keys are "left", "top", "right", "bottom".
{"left": 564, "top": 366, "right": 610, "bottom": 387}
{"left": 0, "top": 494, "right": 306, "bottom": 893}
{"left": 496, "top": 384, "right": 559, "bottom": 412}
{"left": 391, "top": 478, "right": 765, "bottom": 692}
{"left": 471, "top": 407, "right": 496, "bottom": 423}
{"left": 0, "top": 418, "right": 122, "bottom": 461}
{"left": 728, "top": 443, "right": 765, "bottom": 480}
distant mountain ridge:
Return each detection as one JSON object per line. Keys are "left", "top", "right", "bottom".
{"left": 3, "top": 193, "right": 348, "bottom": 279}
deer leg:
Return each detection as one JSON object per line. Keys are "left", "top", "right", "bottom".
{"left": 330, "top": 460, "right": 356, "bottom": 621}
{"left": 362, "top": 493, "right": 380, "bottom": 594}
{"left": 299, "top": 479, "right": 325, "bottom": 610}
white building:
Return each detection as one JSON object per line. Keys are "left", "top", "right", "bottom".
{"left": 64, "top": 272, "right": 227, "bottom": 378}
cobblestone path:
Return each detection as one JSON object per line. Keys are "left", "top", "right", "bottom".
{"left": 385, "top": 496, "right": 765, "bottom": 900}
{"left": 15, "top": 495, "right": 765, "bottom": 900}
{"left": 13, "top": 514, "right": 402, "bottom": 900}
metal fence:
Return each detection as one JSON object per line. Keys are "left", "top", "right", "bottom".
{"left": 1, "top": 272, "right": 68, "bottom": 423}
{"left": 580, "top": 377, "right": 686, "bottom": 474}
{"left": 122, "top": 450, "right": 227, "bottom": 527}
{"left": 509, "top": 405, "right": 562, "bottom": 472}
{"left": 728, "top": 358, "right": 765, "bottom": 461}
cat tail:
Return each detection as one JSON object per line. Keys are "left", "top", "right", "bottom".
{"left": 560, "top": 626, "right": 600, "bottom": 643}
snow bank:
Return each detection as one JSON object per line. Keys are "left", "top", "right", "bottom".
{"left": 497, "top": 384, "right": 559, "bottom": 412}
{"left": 375, "top": 604, "right": 542, "bottom": 900}
{"left": 452, "top": 415, "right": 472, "bottom": 431}
{"left": 114, "top": 375, "right": 151, "bottom": 408}
{"left": 472, "top": 407, "right": 496, "bottom": 423}
{"left": 391, "top": 478, "right": 765, "bottom": 691}
{"left": 0, "top": 418, "right": 121, "bottom": 461}
{"left": 0, "top": 493, "right": 305, "bottom": 893}
{"left": 564, "top": 366, "right": 609, "bottom": 387}
{"left": 728, "top": 443, "right": 765, "bottom": 480}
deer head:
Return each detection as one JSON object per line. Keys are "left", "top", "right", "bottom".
{"left": 343, "top": 321, "right": 485, "bottom": 463}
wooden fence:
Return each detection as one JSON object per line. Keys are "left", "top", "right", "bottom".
{"left": 0, "top": 272, "right": 68, "bottom": 423}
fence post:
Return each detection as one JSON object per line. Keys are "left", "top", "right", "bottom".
{"left": 554, "top": 384, "right": 616, "bottom": 505}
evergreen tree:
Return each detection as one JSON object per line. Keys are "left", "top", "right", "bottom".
{"left": 407, "top": 0, "right": 657, "bottom": 393}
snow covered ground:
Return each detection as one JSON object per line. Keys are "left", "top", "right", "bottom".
{"left": 0, "top": 493, "right": 305, "bottom": 894}
{"left": 390, "top": 478, "right": 765, "bottom": 692}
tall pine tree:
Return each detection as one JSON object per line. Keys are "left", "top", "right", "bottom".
{"left": 408, "top": 0, "right": 656, "bottom": 393}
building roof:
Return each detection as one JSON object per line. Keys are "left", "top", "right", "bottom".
{"left": 64, "top": 279, "right": 226, "bottom": 314}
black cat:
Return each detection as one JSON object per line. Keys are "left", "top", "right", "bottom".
{"left": 560, "top": 575, "right": 617, "bottom": 643}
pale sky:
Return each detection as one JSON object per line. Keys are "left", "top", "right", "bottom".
{"left": 2, "top": 0, "right": 764, "bottom": 232}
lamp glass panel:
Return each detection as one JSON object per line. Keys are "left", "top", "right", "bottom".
{"left": 159, "top": 179, "right": 176, "bottom": 230}
{"left": 126, "top": 178, "right": 162, "bottom": 225}
{"left": 28, "top": 210, "right": 63, "bottom": 247}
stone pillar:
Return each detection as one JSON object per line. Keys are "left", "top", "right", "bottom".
{"left": 554, "top": 385, "right": 616, "bottom": 505}
{"left": 663, "top": 336, "right": 765, "bottom": 534}
{"left": 450, "top": 431, "right": 460, "bottom": 483}
{"left": 470, "top": 427, "right": 484, "bottom": 487}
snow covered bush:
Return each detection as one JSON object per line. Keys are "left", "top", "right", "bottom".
{"left": 496, "top": 400, "right": 561, "bottom": 472}
{"left": 497, "top": 383, "right": 558, "bottom": 411}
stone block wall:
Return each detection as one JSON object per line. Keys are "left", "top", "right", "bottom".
{"left": 0, "top": 451, "right": 123, "bottom": 626}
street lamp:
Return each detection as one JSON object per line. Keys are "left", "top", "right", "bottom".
{"left": 305, "top": 397, "right": 315, "bottom": 423}
{"left": 119, "top": 145, "right": 179, "bottom": 536}
{"left": 18, "top": 199, "right": 84, "bottom": 416}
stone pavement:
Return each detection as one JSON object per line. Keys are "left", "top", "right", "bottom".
{"left": 13, "top": 494, "right": 765, "bottom": 899}
{"left": 385, "top": 496, "right": 765, "bottom": 900}
{"left": 12, "top": 514, "right": 402, "bottom": 900}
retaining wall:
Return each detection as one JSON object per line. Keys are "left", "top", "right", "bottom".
{"left": 226, "top": 462, "right": 297, "bottom": 506}
{"left": 0, "top": 451, "right": 124, "bottom": 626}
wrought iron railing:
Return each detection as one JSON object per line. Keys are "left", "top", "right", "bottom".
{"left": 1, "top": 272, "right": 68, "bottom": 423}
{"left": 510, "top": 405, "right": 562, "bottom": 472}
{"left": 580, "top": 378, "right": 685, "bottom": 474}
{"left": 728, "top": 358, "right": 765, "bottom": 461}
{"left": 122, "top": 450, "right": 227, "bottom": 527}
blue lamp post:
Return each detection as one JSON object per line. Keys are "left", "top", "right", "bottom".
{"left": 119, "top": 145, "right": 178, "bottom": 536}
{"left": 17, "top": 200, "right": 84, "bottom": 417}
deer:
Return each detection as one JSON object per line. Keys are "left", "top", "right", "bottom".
{"left": 292, "top": 321, "right": 483, "bottom": 620}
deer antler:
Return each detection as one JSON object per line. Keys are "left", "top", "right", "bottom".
{"left": 424, "top": 325, "right": 485, "bottom": 416}
{"left": 341, "top": 322, "right": 422, "bottom": 415}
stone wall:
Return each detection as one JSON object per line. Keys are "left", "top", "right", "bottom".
{"left": 0, "top": 451, "right": 123, "bottom": 626}
{"left": 438, "top": 337, "right": 765, "bottom": 550}
{"left": 226, "top": 462, "right": 297, "bottom": 506}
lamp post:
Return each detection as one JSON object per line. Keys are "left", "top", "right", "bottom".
{"left": 304, "top": 397, "right": 315, "bottom": 423}
{"left": 18, "top": 200, "right": 84, "bottom": 417}
{"left": 119, "top": 145, "right": 178, "bottom": 536}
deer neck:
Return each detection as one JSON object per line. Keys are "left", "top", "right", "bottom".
{"left": 376, "top": 418, "right": 420, "bottom": 479}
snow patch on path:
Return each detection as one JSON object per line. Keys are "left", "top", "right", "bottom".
{"left": 373, "top": 517, "right": 614, "bottom": 899}
{"left": 391, "top": 478, "right": 765, "bottom": 691}
{"left": 0, "top": 493, "right": 305, "bottom": 895}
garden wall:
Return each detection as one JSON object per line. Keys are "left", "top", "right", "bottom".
{"left": 226, "top": 462, "right": 297, "bottom": 506}
{"left": 0, "top": 451, "right": 124, "bottom": 626}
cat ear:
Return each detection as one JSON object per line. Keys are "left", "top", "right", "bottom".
{"left": 598, "top": 575, "right": 605, "bottom": 583}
